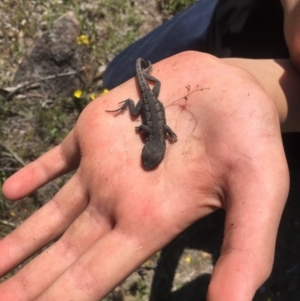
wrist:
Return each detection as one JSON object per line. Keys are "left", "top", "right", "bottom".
{"left": 222, "top": 58, "right": 300, "bottom": 132}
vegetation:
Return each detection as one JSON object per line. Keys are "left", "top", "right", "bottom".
{"left": 0, "top": 1, "right": 299, "bottom": 300}
{"left": 0, "top": 0, "right": 201, "bottom": 300}
{"left": 157, "top": 0, "right": 197, "bottom": 14}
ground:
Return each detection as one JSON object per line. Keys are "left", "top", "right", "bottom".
{"left": 0, "top": 1, "right": 300, "bottom": 300}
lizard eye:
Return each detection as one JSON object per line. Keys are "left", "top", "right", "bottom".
{"left": 142, "top": 145, "right": 164, "bottom": 170}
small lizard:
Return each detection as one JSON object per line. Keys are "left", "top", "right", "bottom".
{"left": 106, "top": 58, "right": 177, "bottom": 170}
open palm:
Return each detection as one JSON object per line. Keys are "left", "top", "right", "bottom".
{"left": 0, "top": 52, "right": 289, "bottom": 301}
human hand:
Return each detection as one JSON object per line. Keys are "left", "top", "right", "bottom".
{"left": 0, "top": 51, "right": 289, "bottom": 301}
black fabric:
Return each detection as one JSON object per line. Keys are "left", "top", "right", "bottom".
{"left": 104, "top": 0, "right": 290, "bottom": 88}
{"left": 207, "top": 0, "right": 289, "bottom": 58}
{"left": 103, "top": 0, "right": 219, "bottom": 89}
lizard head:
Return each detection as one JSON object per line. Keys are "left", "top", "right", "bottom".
{"left": 142, "top": 143, "right": 165, "bottom": 170}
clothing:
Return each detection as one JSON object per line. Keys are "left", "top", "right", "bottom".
{"left": 208, "top": 0, "right": 289, "bottom": 58}
{"left": 103, "top": 0, "right": 219, "bottom": 89}
{"left": 103, "top": 0, "right": 289, "bottom": 89}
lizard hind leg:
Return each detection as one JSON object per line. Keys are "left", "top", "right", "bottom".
{"left": 140, "top": 58, "right": 152, "bottom": 74}
{"left": 145, "top": 61, "right": 152, "bottom": 74}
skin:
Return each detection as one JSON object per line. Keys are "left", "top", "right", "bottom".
{"left": 281, "top": 0, "right": 300, "bottom": 70}
{"left": 0, "top": 50, "right": 297, "bottom": 300}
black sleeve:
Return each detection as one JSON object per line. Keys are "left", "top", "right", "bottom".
{"left": 206, "top": 0, "right": 289, "bottom": 59}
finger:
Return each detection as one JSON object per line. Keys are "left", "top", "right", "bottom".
{"left": 0, "top": 203, "right": 112, "bottom": 300}
{"left": 207, "top": 149, "right": 289, "bottom": 300}
{"left": 2, "top": 129, "right": 79, "bottom": 200}
{"left": 33, "top": 228, "right": 157, "bottom": 301}
{"left": 0, "top": 173, "right": 87, "bottom": 277}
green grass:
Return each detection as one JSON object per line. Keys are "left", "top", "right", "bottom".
{"left": 0, "top": 0, "right": 196, "bottom": 298}
{"left": 0, "top": 0, "right": 154, "bottom": 267}
{"left": 157, "top": 0, "right": 198, "bottom": 14}
{"left": 0, "top": 0, "right": 146, "bottom": 178}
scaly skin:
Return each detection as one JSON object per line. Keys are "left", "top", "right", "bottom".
{"left": 106, "top": 58, "right": 177, "bottom": 169}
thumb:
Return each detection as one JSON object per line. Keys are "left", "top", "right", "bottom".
{"left": 207, "top": 153, "right": 289, "bottom": 300}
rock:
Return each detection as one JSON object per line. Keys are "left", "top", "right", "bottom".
{"left": 13, "top": 11, "right": 88, "bottom": 99}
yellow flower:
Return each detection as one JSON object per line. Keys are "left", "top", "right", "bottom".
{"left": 185, "top": 256, "right": 191, "bottom": 263}
{"left": 77, "top": 34, "right": 90, "bottom": 45}
{"left": 89, "top": 93, "right": 96, "bottom": 101}
{"left": 74, "top": 89, "right": 83, "bottom": 98}
{"left": 144, "top": 260, "right": 151, "bottom": 266}
{"left": 100, "top": 88, "right": 109, "bottom": 96}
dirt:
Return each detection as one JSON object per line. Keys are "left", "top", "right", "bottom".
{"left": 0, "top": 1, "right": 300, "bottom": 301}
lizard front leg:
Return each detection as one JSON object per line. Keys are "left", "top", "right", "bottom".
{"left": 106, "top": 98, "right": 143, "bottom": 116}
{"left": 136, "top": 124, "right": 152, "bottom": 135}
